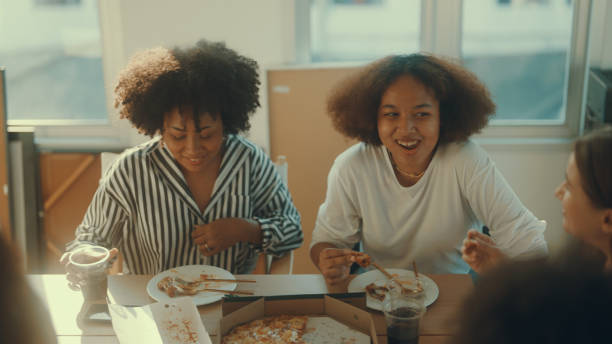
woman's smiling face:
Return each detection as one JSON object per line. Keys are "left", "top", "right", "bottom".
{"left": 377, "top": 75, "right": 441, "bottom": 174}
{"left": 162, "top": 106, "right": 224, "bottom": 174}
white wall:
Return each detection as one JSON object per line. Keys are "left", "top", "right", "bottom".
{"left": 101, "top": 0, "right": 297, "bottom": 152}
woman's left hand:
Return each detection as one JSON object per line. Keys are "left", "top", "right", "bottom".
{"left": 461, "top": 229, "right": 506, "bottom": 274}
{"left": 192, "top": 218, "right": 261, "bottom": 256}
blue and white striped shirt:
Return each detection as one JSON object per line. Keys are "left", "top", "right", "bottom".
{"left": 67, "top": 135, "right": 303, "bottom": 274}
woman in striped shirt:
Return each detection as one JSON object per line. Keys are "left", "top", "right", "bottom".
{"left": 62, "top": 40, "right": 303, "bottom": 276}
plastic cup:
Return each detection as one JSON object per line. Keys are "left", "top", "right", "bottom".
{"left": 383, "top": 280, "right": 426, "bottom": 344}
{"left": 69, "top": 245, "right": 110, "bottom": 301}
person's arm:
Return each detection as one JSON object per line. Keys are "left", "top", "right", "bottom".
{"left": 459, "top": 142, "right": 548, "bottom": 260}
{"left": 65, "top": 164, "right": 130, "bottom": 254}
{"left": 309, "top": 154, "right": 363, "bottom": 284}
{"left": 309, "top": 153, "right": 362, "bottom": 256}
{"left": 247, "top": 149, "right": 303, "bottom": 257}
{"left": 61, "top": 171, "right": 129, "bottom": 287}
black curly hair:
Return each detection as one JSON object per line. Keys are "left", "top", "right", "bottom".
{"left": 114, "top": 39, "right": 260, "bottom": 136}
{"left": 327, "top": 53, "right": 496, "bottom": 145}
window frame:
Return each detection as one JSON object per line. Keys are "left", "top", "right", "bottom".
{"left": 467, "top": 0, "right": 591, "bottom": 139}
{"left": 5, "top": 0, "right": 600, "bottom": 149}
{"left": 300, "top": 0, "right": 594, "bottom": 139}
{"left": 5, "top": 0, "right": 132, "bottom": 152}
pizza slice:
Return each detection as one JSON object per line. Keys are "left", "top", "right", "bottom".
{"left": 222, "top": 315, "right": 308, "bottom": 344}
{"left": 365, "top": 282, "right": 388, "bottom": 302}
{"left": 351, "top": 252, "right": 371, "bottom": 268}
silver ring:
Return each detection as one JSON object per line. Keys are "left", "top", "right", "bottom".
{"left": 203, "top": 242, "right": 211, "bottom": 252}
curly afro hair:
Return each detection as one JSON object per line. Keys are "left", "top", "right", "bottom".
{"left": 114, "top": 39, "right": 260, "bottom": 136}
{"left": 327, "top": 53, "right": 496, "bottom": 146}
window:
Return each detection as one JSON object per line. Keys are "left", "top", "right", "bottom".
{"left": 0, "top": 0, "right": 107, "bottom": 123}
{"left": 304, "top": 0, "right": 592, "bottom": 137}
{"left": 310, "top": 0, "right": 421, "bottom": 62}
{"left": 462, "top": 0, "right": 574, "bottom": 123}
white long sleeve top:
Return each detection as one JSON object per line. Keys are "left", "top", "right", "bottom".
{"left": 311, "top": 140, "right": 548, "bottom": 274}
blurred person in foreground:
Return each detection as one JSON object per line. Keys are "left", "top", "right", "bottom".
{"left": 0, "top": 233, "right": 56, "bottom": 343}
{"left": 454, "top": 259, "right": 611, "bottom": 344}
{"left": 61, "top": 39, "right": 303, "bottom": 281}
{"left": 310, "top": 53, "right": 548, "bottom": 285}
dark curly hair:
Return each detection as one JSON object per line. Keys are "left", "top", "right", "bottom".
{"left": 327, "top": 54, "right": 496, "bottom": 145}
{"left": 114, "top": 39, "right": 260, "bottom": 136}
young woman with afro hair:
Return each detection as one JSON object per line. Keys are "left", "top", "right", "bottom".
{"left": 310, "top": 54, "right": 548, "bottom": 285}
{"left": 61, "top": 39, "right": 302, "bottom": 277}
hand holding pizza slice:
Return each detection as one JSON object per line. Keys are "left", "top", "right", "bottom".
{"left": 350, "top": 252, "right": 371, "bottom": 268}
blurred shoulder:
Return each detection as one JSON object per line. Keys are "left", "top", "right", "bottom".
{"left": 227, "top": 135, "right": 270, "bottom": 161}
{"left": 437, "top": 139, "right": 490, "bottom": 167}
{"left": 105, "top": 137, "right": 160, "bottom": 173}
{"left": 333, "top": 142, "right": 381, "bottom": 169}
{"left": 328, "top": 143, "right": 385, "bottom": 184}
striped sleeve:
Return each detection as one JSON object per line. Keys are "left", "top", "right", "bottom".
{"left": 65, "top": 162, "right": 131, "bottom": 253}
{"left": 249, "top": 147, "right": 303, "bottom": 257}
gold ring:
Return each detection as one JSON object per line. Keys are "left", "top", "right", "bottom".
{"left": 203, "top": 242, "right": 211, "bottom": 252}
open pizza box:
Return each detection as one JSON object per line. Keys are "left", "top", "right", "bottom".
{"left": 217, "top": 293, "right": 378, "bottom": 344}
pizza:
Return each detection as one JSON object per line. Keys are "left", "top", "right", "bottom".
{"left": 157, "top": 273, "right": 222, "bottom": 297}
{"left": 365, "top": 282, "right": 388, "bottom": 301}
{"left": 364, "top": 273, "right": 424, "bottom": 302}
{"left": 157, "top": 276, "right": 181, "bottom": 297}
{"left": 157, "top": 276, "right": 208, "bottom": 297}
{"left": 351, "top": 252, "right": 371, "bottom": 268}
{"left": 222, "top": 315, "right": 308, "bottom": 344}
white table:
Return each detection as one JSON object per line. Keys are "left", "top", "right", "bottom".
{"left": 28, "top": 273, "right": 473, "bottom": 344}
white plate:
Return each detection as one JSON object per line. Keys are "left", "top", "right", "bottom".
{"left": 347, "top": 268, "right": 439, "bottom": 311}
{"left": 146, "top": 265, "right": 237, "bottom": 306}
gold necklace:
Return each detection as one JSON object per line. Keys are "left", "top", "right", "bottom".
{"left": 388, "top": 152, "right": 425, "bottom": 179}
{"left": 393, "top": 163, "right": 425, "bottom": 178}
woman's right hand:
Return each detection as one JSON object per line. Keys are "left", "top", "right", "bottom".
{"left": 60, "top": 246, "right": 118, "bottom": 290}
{"left": 317, "top": 248, "right": 355, "bottom": 286}
{"left": 461, "top": 229, "right": 505, "bottom": 274}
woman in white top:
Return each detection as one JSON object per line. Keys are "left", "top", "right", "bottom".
{"left": 310, "top": 54, "right": 548, "bottom": 285}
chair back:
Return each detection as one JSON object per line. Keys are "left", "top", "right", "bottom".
{"left": 264, "top": 155, "right": 293, "bottom": 274}
{"left": 275, "top": 155, "right": 288, "bottom": 185}
{"left": 99, "top": 152, "right": 125, "bottom": 274}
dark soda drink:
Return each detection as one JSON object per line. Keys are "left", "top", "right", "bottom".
{"left": 386, "top": 307, "right": 420, "bottom": 344}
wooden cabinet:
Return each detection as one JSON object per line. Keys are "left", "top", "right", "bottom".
{"left": 39, "top": 153, "right": 101, "bottom": 272}
{"left": 267, "top": 67, "right": 358, "bottom": 273}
